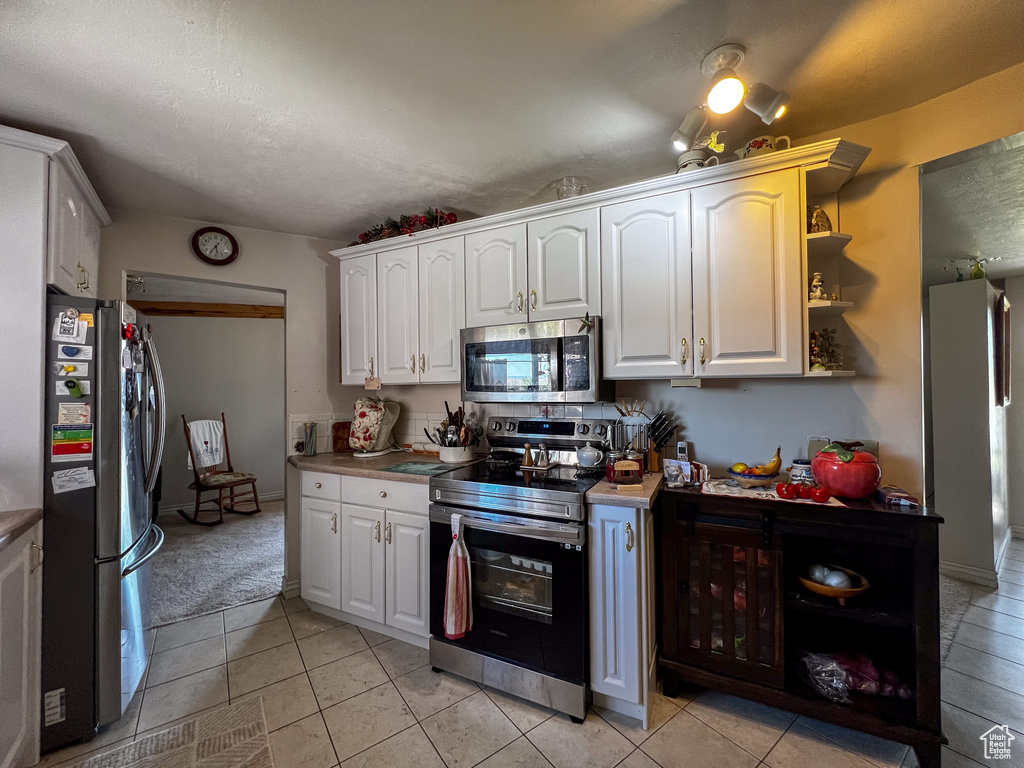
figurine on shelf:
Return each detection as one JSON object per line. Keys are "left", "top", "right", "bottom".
{"left": 809, "top": 272, "right": 828, "bottom": 301}
{"left": 970, "top": 259, "right": 986, "bottom": 280}
{"left": 808, "top": 205, "right": 833, "bottom": 233}
{"left": 831, "top": 291, "right": 839, "bottom": 301}
{"left": 809, "top": 328, "right": 843, "bottom": 371}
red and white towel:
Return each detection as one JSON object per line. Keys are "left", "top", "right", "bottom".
{"left": 444, "top": 514, "right": 473, "bottom": 639}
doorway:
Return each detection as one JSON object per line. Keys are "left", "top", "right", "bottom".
{"left": 125, "top": 273, "right": 287, "bottom": 625}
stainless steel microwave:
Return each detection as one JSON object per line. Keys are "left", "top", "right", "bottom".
{"left": 461, "top": 318, "right": 613, "bottom": 403}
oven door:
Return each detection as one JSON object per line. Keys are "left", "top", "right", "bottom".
{"left": 429, "top": 505, "right": 587, "bottom": 684}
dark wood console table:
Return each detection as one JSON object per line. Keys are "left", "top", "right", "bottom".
{"left": 655, "top": 487, "right": 944, "bottom": 767}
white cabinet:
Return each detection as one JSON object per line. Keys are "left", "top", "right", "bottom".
{"left": 601, "top": 192, "right": 693, "bottom": 379}
{"left": 589, "top": 505, "right": 655, "bottom": 728}
{"left": 377, "top": 247, "right": 419, "bottom": 384}
{"left": 465, "top": 224, "right": 528, "bottom": 326}
{"left": 340, "top": 253, "right": 378, "bottom": 385}
{"left": 300, "top": 497, "right": 341, "bottom": 610}
{"left": 384, "top": 510, "right": 430, "bottom": 636}
{"left": 0, "top": 521, "right": 43, "bottom": 768}
{"left": 527, "top": 209, "right": 601, "bottom": 322}
{"left": 418, "top": 237, "right": 466, "bottom": 383}
{"left": 341, "top": 503, "right": 387, "bottom": 624}
{"left": 692, "top": 169, "right": 803, "bottom": 376}
{"left": 46, "top": 160, "right": 100, "bottom": 298}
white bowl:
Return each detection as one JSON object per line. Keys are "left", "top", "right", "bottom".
{"left": 439, "top": 446, "right": 475, "bottom": 463}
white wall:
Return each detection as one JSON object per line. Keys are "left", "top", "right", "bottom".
{"left": 1006, "top": 276, "right": 1024, "bottom": 536}
{"left": 148, "top": 315, "right": 285, "bottom": 511}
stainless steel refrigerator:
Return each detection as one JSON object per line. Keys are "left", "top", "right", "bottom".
{"left": 41, "top": 295, "right": 166, "bottom": 752}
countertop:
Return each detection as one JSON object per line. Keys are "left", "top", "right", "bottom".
{"left": 0, "top": 508, "right": 42, "bottom": 554}
{"left": 586, "top": 473, "right": 664, "bottom": 509}
{"left": 288, "top": 451, "right": 478, "bottom": 484}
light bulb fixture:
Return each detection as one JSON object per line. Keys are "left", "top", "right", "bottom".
{"left": 671, "top": 106, "right": 709, "bottom": 152}
{"left": 701, "top": 43, "right": 747, "bottom": 115}
{"left": 744, "top": 82, "right": 791, "bottom": 125}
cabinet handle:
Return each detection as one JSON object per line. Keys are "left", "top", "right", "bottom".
{"left": 368, "top": 357, "right": 375, "bottom": 376}
{"left": 625, "top": 522, "right": 634, "bottom": 553}
{"left": 77, "top": 263, "right": 89, "bottom": 293}
{"left": 420, "top": 353, "right": 426, "bottom": 373}
{"left": 315, "top": 482, "right": 322, "bottom": 489}
{"left": 681, "top": 338, "right": 688, "bottom": 364}
{"left": 530, "top": 289, "right": 537, "bottom": 311}
{"left": 517, "top": 291, "right": 524, "bottom": 313}
{"left": 375, "top": 520, "right": 381, "bottom": 542}
{"left": 410, "top": 354, "right": 416, "bottom": 373}
{"left": 385, "top": 522, "right": 392, "bottom": 544}
{"left": 331, "top": 513, "right": 338, "bottom": 534}
{"left": 699, "top": 337, "right": 706, "bottom": 365}
{"left": 31, "top": 542, "right": 43, "bottom": 573}
{"left": 379, "top": 490, "right": 387, "bottom": 499}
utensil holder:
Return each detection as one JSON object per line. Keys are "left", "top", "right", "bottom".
{"left": 303, "top": 422, "right": 318, "bottom": 456}
{"left": 439, "top": 446, "right": 475, "bottom": 463}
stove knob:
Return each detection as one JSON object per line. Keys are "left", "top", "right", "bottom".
{"left": 506, "top": 421, "right": 517, "bottom": 432}
{"left": 491, "top": 421, "right": 503, "bottom": 432}
{"left": 577, "top": 424, "right": 590, "bottom": 435}
{"left": 594, "top": 425, "right": 607, "bottom": 437}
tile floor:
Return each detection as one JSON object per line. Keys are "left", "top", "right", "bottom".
{"left": 37, "top": 539, "right": 1024, "bottom": 768}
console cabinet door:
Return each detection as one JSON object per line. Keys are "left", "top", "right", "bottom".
{"left": 527, "top": 208, "right": 600, "bottom": 322}
{"left": 377, "top": 247, "right": 419, "bottom": 384}
{"left": 340, "top": 254, "right": 378, "bottom": 385}
{"left": 589, "top": 505, "right": 642, "bottom": 704}
{"left": 418, "top": 237, "right": 465, "bottom": 383}
{"left": 601, "top": 192, "right": 692, "bottom": 379}
{"left": 465, "top": 224, "right": 528, "bottom": 327}
{"left": 300, "top": 498, "right": 341, "bottom": 610}
{"left": 692, "top": 169, "right": 803, "bottom": 376}
{"left": 384, "top": 510, "right": 429, "bottom": 637}
{"left": 341, "top": 503, "right": 386, "bottom": 624}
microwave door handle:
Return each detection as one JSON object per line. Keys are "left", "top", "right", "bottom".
{"left": 142, "top": 335, "right": 167, "bottom": 494}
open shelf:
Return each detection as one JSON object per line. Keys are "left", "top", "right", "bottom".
{"left": 786, "top": 592, "right": 912, "bottom": 629}
{"left": 808, "top": 300, "right": 854, "bottom": 315}
{"left": 804, "top": 369, "right": 855, "bottom": 378}
{"left": 806, "top": 231, "right": 853, "bottom": 257}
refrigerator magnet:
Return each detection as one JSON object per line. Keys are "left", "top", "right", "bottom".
{"left": 51, "top": 467, "right": 95, "bottom": 494}
{"left": 51, "top": 423, "right": 94, "bottom": 463}
{"left": 57, "top": 402, "right": 91, "bottom": 424}
{"left": 52, "top": 314, "right": 87, "bottom": 344}
{"left": 58, "top": 345, "right": 93, "bottom": 360}
{"left": 56, "top": 379, "right": 90, "bottom": 397}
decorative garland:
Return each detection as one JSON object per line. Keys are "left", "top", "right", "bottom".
{"left": 350, "top": 207, "right": 458, "bottom": 246}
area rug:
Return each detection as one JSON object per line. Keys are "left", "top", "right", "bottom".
{"left": 65, "top": 697, "right": 272, "bottom": 768}
{"left": 152, "top": 500, "right": 284, "bottom": 626}
{"left": 939, "top": 573, "right": 973, "bottom": 662}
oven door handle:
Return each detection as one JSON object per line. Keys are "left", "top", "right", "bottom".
{"left": 430, "top": 506, "right": 584, "bottom": 544}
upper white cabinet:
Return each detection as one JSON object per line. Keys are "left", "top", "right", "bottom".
{"left": 692, "top": 169, "right": 803, "bottom": 377}
{"left": 601, "top": 191, "right": 692, "bottom": 379}
{"left": 46, "top": 154, "right": 102, "bottom": 298}
{"left": 527, "top": 209, "right": 601, "bottom": 322}
{"left": 465, "top": 224, "right": 528, "bottom": 326}
{"left": 340, "top": 253, "right": 378, "bottom": 385}
{"left": 377, "top": 247, "right": 419, "bottom": 385}
{"left": 418, "top": 237, "right": 466, "bottom": 383}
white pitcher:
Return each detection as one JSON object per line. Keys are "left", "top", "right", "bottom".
{"left": 735, "top": 135, "right": 791, "bottom": 160}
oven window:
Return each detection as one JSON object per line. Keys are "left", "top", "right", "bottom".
{"left": 464, "top": 339, "right": 560, "bottom": 393}
{"left": 471, "top": 547, "right": 553, "bottom": 624}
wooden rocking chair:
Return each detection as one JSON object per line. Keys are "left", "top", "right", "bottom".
{"left": 181, "top": 412, "right": 262, "bottom": 526}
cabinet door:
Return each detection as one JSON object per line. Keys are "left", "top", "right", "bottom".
{"left": 341, "top": 503, "right": 385, "bottom": 623}
{"left": 384, "top": 510, "right": 429, "bottom": 637}
{"left": 465, "top": 224, "right": 527, "bottom": 327}
{"left": 589, "top": 505, "right": 642, "bottom": 704}
{"left": 601, "top": 192, "right": 692, "bottom": 379}
{"left": 340, "top": 254, "right": 378, "bottom": 385}
{"left": 0, "top": 523, "right": 42, "bottom": 768}
{"left": 300, "top": 498, "right": 341, "bottom": 610}
{"left": 418, "top": 237, "right": 465, "bottom": 383}
{"left": 77, "top": 207, "right": 100, "bottom": 298}
{"left": 46, "top": 161, "right": 88, "bottom": 296}
{"left": 527, "top": 208, "right": 600, "bottom": 321}
{"left": 692, "top": 169, "right": 803, "bottom": 376}
{"left": 377, "top": 247, "right": 419, "bottom": 384}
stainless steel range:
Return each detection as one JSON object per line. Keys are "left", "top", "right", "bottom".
{"left": 428, "top": 417, "right": 611, "bottom": 721}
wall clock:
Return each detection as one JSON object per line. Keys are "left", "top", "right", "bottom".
{"left": 191, "top": 226, "right": 239, "bottom": 266}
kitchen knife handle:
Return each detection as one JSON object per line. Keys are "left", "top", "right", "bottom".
{"left": 681, "top": 338, "right": 688, "bottom": 364}
{"left": 530, "top": 289, "right": 537, "bottom": 311}
{"left": 699, "top": 338, "right": 706, "bottom": 365}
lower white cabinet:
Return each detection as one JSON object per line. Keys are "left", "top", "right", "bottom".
{"left": 384, "top": 510, "right": 430, "bottom": 636}
{"left": 300, "top": 497, "right": 341, "bottom": 610}
{"left": 589, "top": 504, "right": 655, "bottom": 728}
{"left": 0, "top": 520, "right": 43, "bottom": 768}
{"left": 340, "top": 503, "right": 387, "bottom": 624}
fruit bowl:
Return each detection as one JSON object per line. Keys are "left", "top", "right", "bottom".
{"left": 798, "top": 565, "right": 870, "bottom": 605}
{"left": 727, "top": 470, "right": 779, "bottom": 489}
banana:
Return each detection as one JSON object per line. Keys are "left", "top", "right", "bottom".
{"left": 758, "top": 446, "right": 782, "bottom": 475}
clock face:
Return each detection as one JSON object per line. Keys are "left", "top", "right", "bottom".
{"left": 191, "top": 227, "right": 239, "bottom": 266}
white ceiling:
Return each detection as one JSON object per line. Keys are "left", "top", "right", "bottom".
{"left": 2, "top": 0, "right": 1023, "bottom": 241}
{"left": 127, "top": 273, "right": 285, "bottom": 305}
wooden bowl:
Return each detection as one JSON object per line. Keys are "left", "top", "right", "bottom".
{"left": 726, "top": 470, "right": 779, "bottom": 489}
{"left": 798, "top": 565, "right": 870, "bottom": 605}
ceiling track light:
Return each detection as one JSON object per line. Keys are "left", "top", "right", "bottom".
{"left": 744, "top": 82, "right": 791, "bottom": 125}
{"left": 701, "top": 43, "right": 747, "bottom": 115}
{"left": 671, "top": 105, "right": 709, "bottom": 152}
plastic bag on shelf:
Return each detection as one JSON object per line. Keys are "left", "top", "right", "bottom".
{"left": 797, "top": 651, "right": 850, "bottom": 703}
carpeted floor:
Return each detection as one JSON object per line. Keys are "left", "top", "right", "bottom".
{"left": 939, "top": 573, "right": 973, "bottom": 662}
{"left": 152, "top": 500, "right": 284, "bottom": 626}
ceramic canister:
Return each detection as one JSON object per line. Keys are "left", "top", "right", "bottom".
{"left": 676, "top": 149, "right": 721, "bottom": 172}
{"left": 737, "top": 134, "right": 791, "bottom": 159}
{"left": 789, "top": 459, "right": 814, "bottom": 484}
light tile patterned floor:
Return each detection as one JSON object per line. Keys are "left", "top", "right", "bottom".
{"left": 38, "top": 540, "right": 1024, "bottom": 768}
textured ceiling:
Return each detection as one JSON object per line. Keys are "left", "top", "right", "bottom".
{"left": 2, "top": 0, "right": 1023, "bottom": 241}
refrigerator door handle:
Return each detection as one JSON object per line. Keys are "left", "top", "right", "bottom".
{"left": 142, "top": 335, "right": 167, "bottom": 494}
{"left": 122, "top": 525, "right": 164, "bottom": 577}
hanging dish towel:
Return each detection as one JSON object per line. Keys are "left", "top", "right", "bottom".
{"left": 187, "top": 419, "right": 225, "bottom": 470}
{"left": 444, "top": 514, "right": 473, "bottom": 640}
